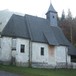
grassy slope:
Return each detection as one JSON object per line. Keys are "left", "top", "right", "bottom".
{"left": 0, "top": 65, "right": 76, "bottom": 76}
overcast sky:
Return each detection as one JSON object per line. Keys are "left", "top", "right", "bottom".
{"left": 0, "top": 0, "right": 76, "bottom": 18}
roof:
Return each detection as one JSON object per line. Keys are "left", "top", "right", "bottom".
{"left": 1, "top": 14, "right": 30, "bottom": 39}
{"left": 68, "top": 43, "right": 76, "bottom": 56}
{"left": 1, "top": 14, "right": 76, "bottom": 56}
{"left": 46, "top": 3, "right": 57, "bottom": 14}
{"left": 25, "top": 14, "right": 69, "bottom": 45}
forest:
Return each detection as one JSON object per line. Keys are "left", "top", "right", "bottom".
{"left": 59, "top": 9, "right": 76, "bottom": 47}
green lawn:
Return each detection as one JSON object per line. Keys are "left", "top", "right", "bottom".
{"left": 0, "top": 64, "right": 76, "bottom": 76}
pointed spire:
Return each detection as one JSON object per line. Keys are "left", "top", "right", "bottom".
{"left": 46, "top": 3, "right": 57, "bottom": 14}
{"left": 46, "top": 1, "right": 58, "bottom": 27}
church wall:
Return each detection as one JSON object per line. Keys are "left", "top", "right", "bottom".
{"left": 15, "top": 38, "right": 29, "bottom": 66}
{"left": 55, "top": 46, "right": 67, "bottom": 63}
{"left": 55, "top": 46, "right": 71, "bottom": 68}
{"left": 0, "top": 37, "right": 12, "bottom": 64}
{"left": 32, "top": 42, "right": 49, "bottom": 67}
{"left": 0, "top": 37, "right": 72, "bottom": 68}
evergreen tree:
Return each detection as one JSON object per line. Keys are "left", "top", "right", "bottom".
{"left": 67, "top": 9, "right": 72, "bottom": 20}
{"left": 59, "top": 9, "right": 76, "bottom": 46}
{"left": 61, "top": 10, "right": 65, "bottom": 21}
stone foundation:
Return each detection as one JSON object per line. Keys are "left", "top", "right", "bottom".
{"left": 31, "top": 62, "right": 72, "bottom": 69}
{"left": 16, "top": 62, "right": 29, "bottom": 67}
{"left": 0, "top": 60, "right": 11, "bottom": 65}
{"left": 31, "top": 62, "right": 55, "bottom": 68}
{"left": 0, "top": 60, "right": 74, "bottom": 69}
{"left": 55, "top": 63, "right": 72, "bottom": 68}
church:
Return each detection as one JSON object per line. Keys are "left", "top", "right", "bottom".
{"left": 0, "top": 3, "right": 76, "bottom": 68}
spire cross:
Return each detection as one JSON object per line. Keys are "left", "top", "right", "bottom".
{"left": 50, "top": 0, "right": 51, "bottom": 4}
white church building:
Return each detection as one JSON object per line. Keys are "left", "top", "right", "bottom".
{"left": 0, "top": 4, "right": 76, "bottom": 68}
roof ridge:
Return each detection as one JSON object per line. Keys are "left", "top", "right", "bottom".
{"left": 25, "top": 14, "right": 46, "bottom": 20}
{"left": 25, "top": 15, "right": 33, "bottom": 40}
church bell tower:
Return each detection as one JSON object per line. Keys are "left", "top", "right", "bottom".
{"left": 46, "top": 3, "right": 58, "bottom": 26}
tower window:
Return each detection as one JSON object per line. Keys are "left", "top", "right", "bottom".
{"left": 20, "top": 44, "right": 25, "bottom": 53}
{"left": 53, "top": 16, "right": 55, "bottom": 18}
{"left": 41, "top": 47, "right": 44, "bottom": 56}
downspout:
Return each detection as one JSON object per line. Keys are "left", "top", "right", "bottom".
{"left": 66, "top": 46, "right": 68, "bottom": 68}
{"left": 25, "top": 16, "right": 32, "bottom": 67}
{"left": 29, "top": 39, "right": 32, "bottom": 67}
{"left": 28, "top": 27, "right": 32, "bottom": 67}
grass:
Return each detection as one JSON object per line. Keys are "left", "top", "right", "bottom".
{"left": 0, "top": 64, "right": 76, "bottom": 76}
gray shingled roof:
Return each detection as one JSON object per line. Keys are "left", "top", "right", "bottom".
{"left": 1, "top": 14, "right": 76, "bottom": 56}
{"left": 25, "top": 14, "right": 69, "bottom": 45}
{"left": 2, "top": 14, "right": 30, "bottom": 39}
{"left": 68, "top": 43, "right": 76, "bottom": 56}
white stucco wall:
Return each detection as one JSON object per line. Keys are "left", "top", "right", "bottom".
{"left": 55, "top": 46, "right": 71, "bottom": 64}
{"left": 0, "top": 37, "right": 29, "bottom": 66}
{"left": 0, "top": 36, "right": 71, "bottom": 67}
{"left": 67, "top": 54, "right": 71, "bottom": 64}
{"left": 16, "top": 38, "right": 29, "bottom": 65}
{"left": 32, "top": 42, "right": 48, "bottom": 64}
{"left": 0, "top": 37, "right": 12, "bottom": 62}
{"left": 55, "top": 46, "right": 66, "bottom": 63}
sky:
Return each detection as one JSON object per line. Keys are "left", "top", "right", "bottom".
{"left": 0, "top": 0, "right": 76, "bottom": 18}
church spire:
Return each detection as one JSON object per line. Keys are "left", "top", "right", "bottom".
{"left": 46, "top": 2, "right": 58, "bottom": 27}
{"left": 46, "top": 3, "right": 57, "bottom": 14}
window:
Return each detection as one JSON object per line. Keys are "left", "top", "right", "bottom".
{"left": 41, "top": 47, "right": 44, "bottom": 56}
{"left": 12, "top": 39, "right": 16, "bottom": 50}
{"left": 20, "top": 44, "right": 25, "bottom": 53}
{"left": 53, "top": 16, "right": 54, "bottom": 18}
{"left": 71, "top": 56, "right": 76, "bottom": 62}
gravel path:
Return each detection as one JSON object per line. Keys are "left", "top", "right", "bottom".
{"left": 0, "top": 71, "right": 22, "bottom": 76}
